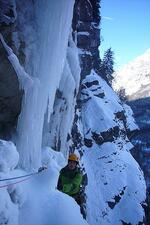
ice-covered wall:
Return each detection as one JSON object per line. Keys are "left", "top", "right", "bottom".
{"left": 8, "top": 0, "right": 75, "bottom": 170}
{"left": 0, "top": 0, "right": 75, "bottom": 169}
{"left": 42, "top": 35, "right": 81, "bottom": 158}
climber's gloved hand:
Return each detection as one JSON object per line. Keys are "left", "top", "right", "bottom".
{"left": 38, "top": 166, "right": 47, "bottom": 173}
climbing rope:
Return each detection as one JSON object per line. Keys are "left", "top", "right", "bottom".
{"left": 0, "top": 172, "right": 38, "bottom": 182}
{"left": 0, "top": 177, "right": 32, "bottom": 189}
{"left": 0, "top": 167, "right": 47, "bottom": 189}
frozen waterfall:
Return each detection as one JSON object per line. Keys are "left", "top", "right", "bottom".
{"left": 16, "top": 1, "right": 75, "bottom": 170}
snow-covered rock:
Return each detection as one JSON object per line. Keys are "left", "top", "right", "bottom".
{"left": 0, "top": 139, "right": 19, "bottom": 172}
{"left": 78, "top": 71, "right": 146, "bottom": 225}
{"left": 83, "top": 142, "right": 145, "bottom": 225}
{"left": 0, "top": 140, "right": 20, "bottom": 225}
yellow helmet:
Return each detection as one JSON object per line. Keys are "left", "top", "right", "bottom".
{"left": 68, "top": 153, "right": 79, "bottom": 162}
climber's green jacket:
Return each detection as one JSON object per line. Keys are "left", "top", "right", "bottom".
{"left": 57, "top": 166, "right": 83, "bottom": 196}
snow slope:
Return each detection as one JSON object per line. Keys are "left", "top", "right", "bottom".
{"left": 0, "top": 140, "right": 88, "bottom": 225}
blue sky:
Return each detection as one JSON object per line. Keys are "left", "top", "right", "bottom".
{"left": 100, "top": 0, "right": 150, "bottom": 69}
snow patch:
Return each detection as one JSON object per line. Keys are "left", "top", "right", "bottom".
{"left": 0, "top": 140, "right": 19, "bottom": 172}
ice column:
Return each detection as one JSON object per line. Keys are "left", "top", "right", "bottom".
{"left": 16, "top": 1, "right": 75, "bottom": 170}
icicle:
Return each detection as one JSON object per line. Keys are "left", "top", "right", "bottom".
{"left": 0, "top": 33, "right": 33, "bottom": 91}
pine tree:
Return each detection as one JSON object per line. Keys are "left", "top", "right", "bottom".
{"left": 100, "top": 48, "right": 115, "bottom": 86}
{"left": 117, "top": 87, "right": 127, "bottom": 102}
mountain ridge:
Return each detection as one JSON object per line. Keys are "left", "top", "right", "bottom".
{"left": 113, "top": 49, "right": 150, "bottom": 100}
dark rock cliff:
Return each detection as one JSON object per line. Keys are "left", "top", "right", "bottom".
{"left": 0, "top": 1, "right": 22, "bottom": 139}
{"left": 71, "top": 0, "right": 136, "bottom": 150}
{"left": 0, "top": 38, "right": 22, "bottom": 139}
{"left": 128, "top": 97, "right": 150, "bottom": 223}
{"left": 72, "top": 0, "right": 102, "bottom": 80}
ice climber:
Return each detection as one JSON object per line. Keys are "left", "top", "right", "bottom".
{"left": 57, "top": 153, "right": 86, "bottom": 219}
{"left": 57, "top": 153, "right": 82, "bottom": 199}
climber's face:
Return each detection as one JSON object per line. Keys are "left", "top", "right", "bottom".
{"left": 68, "top": 160, "right": 77, "bottom": 170}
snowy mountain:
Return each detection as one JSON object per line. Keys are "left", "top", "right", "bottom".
{"left": 113, "top": 49, "right": 150, "bottom": 100}
{"left": 0, "top": 1, "right": 147, "bottom": 225}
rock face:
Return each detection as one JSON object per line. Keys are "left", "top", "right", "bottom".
{"left": 71, "top": 0, "right": 138, "bottom": 153}
{"left": 0, "top": 3, "right": 22, "bottom": 139}
{"left": 128, "top": 98, "right": 150, "bottom": 187}
{"left": 128, "top": 97, "right": 150, "bottom": 224}
{"left": 72, "top": 0, "right": 103, "bottom": 80}
{"left": 71, "top": 1, "right": 146, "bottom": 225}
{"left": 0, "top": 42, "right": 21, "bottom": 139}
